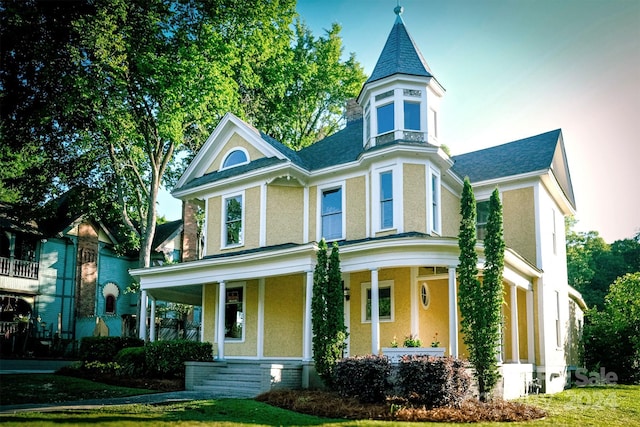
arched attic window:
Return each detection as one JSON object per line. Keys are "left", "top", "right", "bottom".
{"left": 220, "top": 148, "right": 249, "bottom": 170}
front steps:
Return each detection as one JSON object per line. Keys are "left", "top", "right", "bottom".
{"left": 185, "top": 360, "right": 304, "bottom": 398}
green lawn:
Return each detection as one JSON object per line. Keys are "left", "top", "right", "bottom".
{"left": 0, "top": 374, "right": 157, "bottom": 406}
{"left": 1, "top": 374, "right": 639, "bottom": 426}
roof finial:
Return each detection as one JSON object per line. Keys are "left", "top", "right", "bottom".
{"left": 394, "top": 1, "right": 404, "bottom": 23}
{"left": 394, "top": 1, "right": 403, "bottom": 16}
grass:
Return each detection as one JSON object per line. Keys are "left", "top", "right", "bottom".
{"left": 0, "top": 374, "right": 157, "bottom": 406}
{"left": 1, "top": 374, "right": 639, "bottom": 426}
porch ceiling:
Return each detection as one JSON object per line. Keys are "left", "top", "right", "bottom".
{"left": 148, "top": 284, "right": 202, "bottom": 305}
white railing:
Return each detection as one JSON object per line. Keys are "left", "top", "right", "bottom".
{"left": 0, "top": 257, "right": 39, "bottom": 280}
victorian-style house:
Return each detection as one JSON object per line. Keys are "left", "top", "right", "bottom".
{"left": 131, "top": 7, "right": 585, "bottom": 399}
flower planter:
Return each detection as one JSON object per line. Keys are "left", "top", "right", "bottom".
{"left": 381, "top": 347, "right": 446, "bottom": 363}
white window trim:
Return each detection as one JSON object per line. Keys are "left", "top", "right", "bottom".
{"left": 361, "top": 280, "right": 395, "bottom": 323}
{"left": 221, "top": 190, "right": 245, "bottom": 249}
{"left": 428, "top": 167, "right": 442, "bottom": 235}
{"left": 219, "top": 147, "right": 250, "bottom": 171}
{"left": 317, "top": 181, "right": 346, "bottom": 242}
{"left": 371, "top": 164, "right": 400, "bottom": 233}
{"left": 224, "top": 282, "right": 246, "bottom": 343}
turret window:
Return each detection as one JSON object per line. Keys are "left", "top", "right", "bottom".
{"left": 404, "top": 101, "right": 421, "bottom": 130}
{"left": 377, "top": 103, "right": 395, "bottom": 134}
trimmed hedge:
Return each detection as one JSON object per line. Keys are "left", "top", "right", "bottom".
{"left": 397, "top": 355, "right": 471, "bottom": 408}
{"left": 79, "top": 336, "right": 144, "bottom": 362}
{"left": 333, "top": 355, "right": 391, "bottom": 403}
{"left": 114, "top": 346, "right": 146, "bottom": 377}
{"left": 144, "top": 340, "right": 213, "bottom": 378}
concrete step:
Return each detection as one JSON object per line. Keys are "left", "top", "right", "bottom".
{"left": 192, "top": 384, "right": 261, "bottom": 398}
{"left": 199, "top": 373, "right": 260, "bottom": 383}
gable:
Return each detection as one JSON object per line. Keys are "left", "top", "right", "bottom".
{"left": 205, "top": 133, "right": 267, "bottom": 174}
{"left": 175, "top": 113, "right": 288, "bottom": 193}
{"left": 550, "top": 134, "right": 576, "bottom": 210}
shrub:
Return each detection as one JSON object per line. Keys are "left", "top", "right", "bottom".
{"left": 78, "top": 336, "right": 143, "bottom": 362}
{"left": 145, "top": 340, "right": 213, "bottom": 378}
{"left": 397, "top": 355, "right": 471, "bottom": 408}
{"left": 114, "top": 346, "right": 146, "bottom": 377}
{"left": 333, "top": 355, "right": 391, "bottom": 403}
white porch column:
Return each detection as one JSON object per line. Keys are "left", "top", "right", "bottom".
{"left": 510, "top": 284, "right": 520, "bottom": 363}
{"left": 526, "top": 288, "right": 535, "bottom": 363}
{"left": 139, "top": 290, "right": 148, "bottom": 341}
{"left": 217, "top": 281, "right": 226, "bottom": 360}
{"left": 149, "top": 297, "right": 157, "bottom": 342}
{"left": 303, "top": 271, "right": 313, "bottom": 361}
{"left": 371, "top": 268, "right": 380, "bottom": 355}
{"left": 257, "top": 278, "right": 265, "bottom": 358}
{"left": 448, "top": 266, "right": 458, "bottom": 358}
{"left": 200, "top": 285, "right": 206, "bottom": 342}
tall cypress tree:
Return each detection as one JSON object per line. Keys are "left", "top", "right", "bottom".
{"left": 458, "top": 179, "right": 504, "bottom": 401}
{"left": 312, "top": 239, "right": 347, "bottom": 386}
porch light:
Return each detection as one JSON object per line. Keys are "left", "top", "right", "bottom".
{"left": 343, "top": 285, "right": 350, "bottom": 301}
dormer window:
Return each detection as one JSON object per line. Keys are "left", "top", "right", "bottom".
{"left": 221, "top": 148, "right": 249, "bottom": 170}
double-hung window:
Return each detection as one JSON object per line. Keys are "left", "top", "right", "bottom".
{"left": 429, "top": 170, "right": 441, "bottom": 234}
{"left": 362, "top": 281, "right": 394, "bottom": 322}
{"left": 225, "top": 285, "right": 244, "bottom": 340}
{"left": 321, "top": 187, "right": 343, "bottom": 240}
{"left": 224, "top": 194, "right": 243, "bottom": 247}
{"left": 377, "top": 103, "right": 394, "bottom": 134}
{"left": 476, "top": 200, "right": 490, "bottom": 240}
{"left": 380, "top": 171, "right": 393, "bottom": 229}
{"left": 404, "top": 101, "right": 420, "bottom": 130}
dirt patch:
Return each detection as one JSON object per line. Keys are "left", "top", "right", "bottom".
{"left": 256, "top": 389, "right": 546, "bottom": 423}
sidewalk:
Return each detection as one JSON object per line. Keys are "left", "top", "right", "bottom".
{"left": 0, "top": 390, "right": 226, "bottom": 414}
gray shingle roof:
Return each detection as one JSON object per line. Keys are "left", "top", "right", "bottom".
{"left": 177, "top": 157, "right": 287, "bottom": 191}
{"left": 296, "top": 119, "right": 364, "bottom": 170}
{"left": 366, "top": 14, "right": 434, "bottom": 84}
{"left": 452, "top": 129, "right": 561, "bottom": 183}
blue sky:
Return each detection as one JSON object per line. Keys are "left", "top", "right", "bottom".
{"left": 159, "top": 0, "right": 640, "bottom": 242}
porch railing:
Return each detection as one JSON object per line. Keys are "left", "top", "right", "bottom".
{"left": 0, "top": 257, "right": 39, "bottom": 280}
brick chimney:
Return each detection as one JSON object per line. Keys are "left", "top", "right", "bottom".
{"left": 345, "top": 98, "right": 362, "bottom": 124}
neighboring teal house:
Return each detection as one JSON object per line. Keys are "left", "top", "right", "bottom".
{"left": 0, "top": 190, "right": 184, "bottom": 356}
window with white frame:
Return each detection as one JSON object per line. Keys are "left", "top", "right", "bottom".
{"left": 476, "top": 200, "right": 490, "bottom": 240}
{"left": 225, "top": 285, "right": 245, "bottom": 340}
{"left": 380, "top": 171, "right": 393, "bottom": 229}
{"left": 404, "top": 101, "right": 420, "bottom": 130}
{"left": 321, "top": 186, "right": 343, "bottom": 240}
{"left": 377, "top": 103, "right": 394, "bottom": 134}
{"left": 428, "top": 108, "right": 438, "bottom": 138}
{"left": 362, "top": 281, "right": 394, "bottom": 322}
{"left": 223, "top": 194, "right": 243, "bottom": 246}
{"left": 552, "top": 209, "right": 557, "bottom": 255}
{"left": 221, "top": 148, "right": 249, "bottom": 169}
{"left": 429, "top": 171, "right": 441, "bottom": 234}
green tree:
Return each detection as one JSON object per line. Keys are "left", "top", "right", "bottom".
{"left": 256, "top": 20, "right": 367, "bottom": 150}
{"left": 312, "top": 239, "right": 347, "bottom": 386}
{"left": 582, "top": 272, "right": 640, "bottom": 384}
{"left": 458, "top": 180, "right": 504, "bottom": 401}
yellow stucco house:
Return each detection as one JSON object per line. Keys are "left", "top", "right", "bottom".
{"left": 130, "top": 8, "right": 585, "bottom": 399}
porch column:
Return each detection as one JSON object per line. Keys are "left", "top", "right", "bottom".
{"left": 448, "top": 266, "right": 458, "bottom": 358}
{"left": 510, "top": 284, "right": 520, "bottom": 363}
{"left": 217, "top": 281, "right": 226, "bottom": 360}
{"left": 526, "top": 288, "right": 535, "bottom": 363}
{"left": 139, "top": 290, "right": 148, "bottom": 341}
{"left": 371, "top": 268, "right": 380, "bottom": 355}
{"left": 149, "top": 297, "right": 157, "bottom": 342}
{"left": 303, "top": 271, "right": 313, "bottom": 361}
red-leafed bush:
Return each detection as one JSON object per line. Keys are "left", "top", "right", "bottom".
{"left": 333, "top": 355, "right": 391, "bottom": 403}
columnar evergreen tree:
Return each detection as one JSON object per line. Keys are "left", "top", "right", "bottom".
{"left": 458, "top": 179, "right": 504, "bottom": 401}
{"left": 312, "top": 239, "right": 347, "bottom": 386}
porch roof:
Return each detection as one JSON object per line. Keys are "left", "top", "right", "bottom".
{"left": 130, "top": 233, "right": 541, "bottom": 305}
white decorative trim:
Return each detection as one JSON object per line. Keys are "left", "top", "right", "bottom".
{"left": 102, "top": 282, "right": 119, "bottom": 299}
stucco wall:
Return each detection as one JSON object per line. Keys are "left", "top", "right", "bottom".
{"left": 205, "top": 133, "right": 266, "bottom": 174}
{"left": 441, "top": 186, "right": 461, "bottom": 237}
{"left": 307, "top": 186, "right": 317, "bottom": 242}
{"left": 266, "top": 185, "right": 304, "bottom": 245}
{"left": 417, "top": 279, "right": 449, "bottom": 352}
{"left": 403, "top": 163, "right": 426, "bottom": 233}
{"left": 202, "top": 283, "right": 217, "bottom": 348}
{"left": 263, "top": 274, "right": 304, "bottom": 357}
{"left": 244, "top": 186, "right": 261, "bottom": 249}
{"left": 206, "top": 197, "right": 221, "bottom": 255}
{"left": 346, "top": 176, "right": 367, "bottom": 240}
{"left": 503, "top": 187, "right": 536, "bottom": 265}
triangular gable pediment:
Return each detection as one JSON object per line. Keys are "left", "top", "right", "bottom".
{"left": 550, "top": 132, "right": 576, "bottom": 211}
{"left": 175, "top": 113, "right": 289, "bottom": 191}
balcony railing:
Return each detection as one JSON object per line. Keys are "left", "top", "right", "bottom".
{"left": 0, "top": 256, "right": 39, "bottom": 280}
